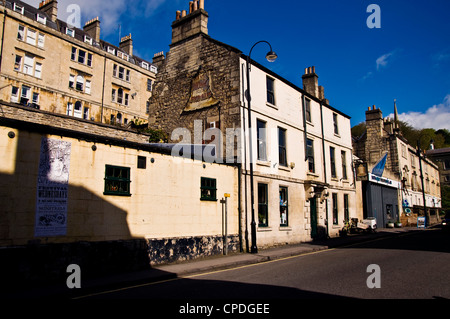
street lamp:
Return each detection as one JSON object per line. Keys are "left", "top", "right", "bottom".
{"left": 246, "top": 40, "right": 278, "bottom": 254}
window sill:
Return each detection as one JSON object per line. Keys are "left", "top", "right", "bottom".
{"left": 278, "top": 165, "right": 290, "bottom": 172}
{"left": 256, "top": 160, "right": 271, "bottom": 167}
{"left": 266, "top": 102, "right": 278, "bottom": 110}
{"left": 307, "top": 171, "right": 319, "bottom": 177}
{"left": 200, "top": 198, "right": 218, "bottom": 202}
{"left": 103, "top": 192, "right": 131, "bottom": 197}
{"left": 279, "top": 226, "right": 291, "bottom": 231}
{"left": 257, "top": 227, "right": 272, "bottom": 232}
{"left": 334, "top": 133, "right": 341, "bottom": 138}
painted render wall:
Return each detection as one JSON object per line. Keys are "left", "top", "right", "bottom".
{"left": 0, "top": 111, "right": 239, "bottom": 250}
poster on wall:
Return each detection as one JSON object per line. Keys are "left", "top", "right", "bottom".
{"left": 35, "top": 138, "right": 71, "bottom": 237}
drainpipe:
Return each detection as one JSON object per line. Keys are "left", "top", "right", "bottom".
{"left": 237, "top": 164, "right": 243, "bottom": 252}
{"left": 320, "top": 100, "right": 330, "bottom": 238}
{"left": 241, "top": 62, "right": 249, "bottom": 252}
{"left": 302, "top": 94, "right": 307, "bottom": 161}
{"left": 100, "top": 54, "right": 107, "bottom": 123}
{"left": 0, "top": 9, "right": 7, "bottom": 73}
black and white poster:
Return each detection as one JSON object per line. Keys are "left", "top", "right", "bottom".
{"left": 35, "top": 138, "right": 71, "bottom": 237}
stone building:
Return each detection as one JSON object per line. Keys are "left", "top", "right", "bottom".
{"left": 426, "top": 147, "right": 450, "bottom": 213}
{"left": 0, "top": 0, "right": 156, "bottom": 126}
{"left": 148, "top": 0, "right": 360, "bottom": 248}
{"left": 353, "top": 105, "right": 441, "bottom": 226}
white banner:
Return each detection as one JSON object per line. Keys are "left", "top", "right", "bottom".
{"left": 35, "top": 138, "right": 71, "bottom": 237}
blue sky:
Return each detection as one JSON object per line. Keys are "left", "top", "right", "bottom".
{"left": 23, "top": 0, "right": 450, "bottom": 129}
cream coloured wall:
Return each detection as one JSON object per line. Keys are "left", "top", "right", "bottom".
{"left": 0, "top": 125, "right": 239, "bottom": 246}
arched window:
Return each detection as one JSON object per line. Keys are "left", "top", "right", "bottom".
{"left": 76, "top": 75, "right": 84, "bottom": 91}
{"left": 74, "top": 101, "right": 82, "bottom": 118}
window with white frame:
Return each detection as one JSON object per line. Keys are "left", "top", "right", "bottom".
{"left": 23, "top": 55, "right": 34, "bottom": 76}
{"left": 69, "top": 74, "right": 75, "bottom": 89}
{"left": 14, "top": 55, "right": 22, "bottom": 71}
{"left": 78, "top": 50, "right": 86, "bottom": 64}
{"left": 87, "top": 53, "right": 93, "bottom": 67}
{"left": 66, "top": 102, "right": 73, "bottom": 116}
{"left": 66, "top": 28, "right": 75, "bottom": 37}
{"left": 107, "top": 46, "right": 116, "bottom": 55}
{"left": 13, "top": 3, "right": 24, "bottom": 14}
{"left": 147, "top": 79, "right": 152, "bottom": 91}
{"left": 83, "top": 107, "right": 89, "bottom": 120}
{"left": 17, "top": 25, "right": 25, "bottom": 40}
{"left": 26, "top": 28, "right": 37, "bottom": 45}
{"left": 37, "top": 33, "right": 45, "bottom": 48}
{"left": 71, "top": 47, "right": 77, "bottom": 61}
{"left": 36, "top": 13, "right": 47, "bottom": 24}
{"left": 84, "top": 35, "right": 93, "bottom": 45}
{"left": 34, "top": 62, "right": 42, "bottom": 79}
{"left": 76, "top": 75, "right": 84, "bottom": 91}
{"left": 20, "top": 86, "right": 31, "bottom": 105}
{"left": 333, "top": 113, "right": 339, "bottom": 135}
{"left": 32, "top": 92, "right": 39, "bottom": 105}
{"left": 73, "top": 101, "right": 82, "bottom": 118}
{"left": 85, "top": 80, "right": 91, "bottom": 94}
{"left": 11, "top": 86, "right": 19, "bottom": 103}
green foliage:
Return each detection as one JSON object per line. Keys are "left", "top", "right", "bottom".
{"left": 442, "top": 185, "right": 450, "bottom": 214}
{"left": 351, "top": 120, "right": 450, "bottom": 149}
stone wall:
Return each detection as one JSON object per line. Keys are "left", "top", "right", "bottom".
{"left": 148, "top": 34, "right": 242, "bottom": 160}
{"left": 1, "top": 235, "right": 240, "bottom": 288}
{"left": 147, "top": 234, "right": 240, "bottom": 266}
{"left": 0, "top": 102, "right": 151, "bottom": 144}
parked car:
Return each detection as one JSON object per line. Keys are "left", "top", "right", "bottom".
{"left": 441, "top": 212, "right": 450, "bottom": 231}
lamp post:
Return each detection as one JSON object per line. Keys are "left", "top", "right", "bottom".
{"left": 246, "top": 41, "right": 277, "bottom": 254}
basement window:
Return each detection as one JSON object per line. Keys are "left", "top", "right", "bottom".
{"left": 104, "top": 165, "right": 131, "bottom": 196}
{"left": 200, "top": 177, "right": 217, "bottom": 201}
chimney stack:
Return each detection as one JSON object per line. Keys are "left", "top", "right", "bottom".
{"left": 172, "top": 0, "right": 208, "bottom": 44}
{"left": 302, "top": 66, "right": 319, "bottom": 98}
{"left": 84, "top": 17, "right": 101, "bottom": 43}
{"left": 152, "top": 51, "right": 165, "bottom": 69}
{"left": 119, "top": 34, "right": 133, "bottom": 56}
{"left": 39, "top": 0, "right": 58, "bottom": 23}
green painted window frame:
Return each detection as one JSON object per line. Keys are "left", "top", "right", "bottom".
{"left": 200, "top": 177, "right": 217, "bottom": 201}
{"left": 104, "top": 165, "right": 131, "bottom": 196}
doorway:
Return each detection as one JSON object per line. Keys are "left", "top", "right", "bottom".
{"left": 310, "top": 198, "right": 318, "bottom": 238}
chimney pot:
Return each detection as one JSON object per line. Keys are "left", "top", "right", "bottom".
{"left": 312, "top": 66, "right": 316, "bottom": 73}
{"left": 199, "top": 0, "right": 205, "bottom": 9}
{"left": 176, "top": 10, "right": 181, "bottom": 20}
{"left": 181, "top": 10, "right": 187, "bottom": 17}
{"left": 193, "top": 0, "right": 198, "bottom": 11}
{"left": 189, "top": 2, "right": 193, "bottom": 13}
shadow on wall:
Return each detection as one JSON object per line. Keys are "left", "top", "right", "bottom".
{"left": 0, "top": 127, "right": 149, "bottom": 289}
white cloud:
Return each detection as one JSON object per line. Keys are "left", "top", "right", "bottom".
{"left": 20, "top": 0, "right": 172, "bottom": 36}
{"left": 388, "top": 95, "right": 450, "bottom": 130}
{"left": 376, "top": 52, "right": 394, "bottom": 70}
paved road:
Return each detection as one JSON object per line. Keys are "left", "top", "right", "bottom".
{"left": 77, "top": 228, "right": 450, "bottom": 300}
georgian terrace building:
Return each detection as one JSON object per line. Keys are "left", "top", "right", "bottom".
{"left": 148, "top": 0, "right": 361, "bottom": 249}
{"left": 0, "top": 0, "right": 156, "bottom": 126}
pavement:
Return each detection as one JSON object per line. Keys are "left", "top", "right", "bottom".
{"left": 6, "top": 226, "right": 433, "bottom": 299}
